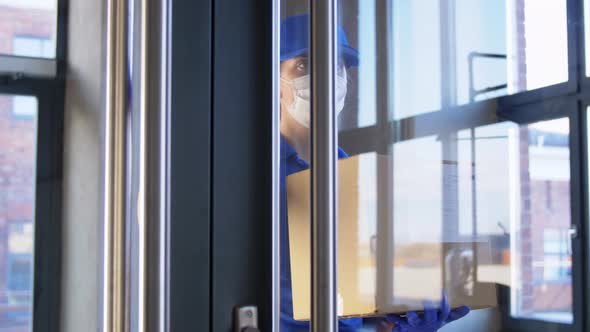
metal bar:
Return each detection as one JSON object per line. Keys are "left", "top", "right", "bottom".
{"left": 374, "top": 0, "right": 394, "bottom": 311}
{"left": 473, "top": 84, "right": 508, "bottom": 96}
{"left": 0, "top": 55, "right": 57, "bottom": 78}
{"left": 579, "top": 102, "right": 590, "bottom": 332}
{"left": 581, "top": 0, "right": 589, "bottom": 82}
{"left": 569, "top": 104, "right": 584, "bottom": 332}
{"left": 341, "top": 92, "right": 580, "bottom": 154}
{"left": 339, "top": 99, "right": 500, "bottom": 155}
{"left": 469, "top": 52, "right": 508, "bottom": 60}
{"left": 138, "top": 0, "right": 169, "bottom": 331}
{"left": 439, "top": 0, "right": 459, "bottom": 291}
{"left": 103, "top": 0, "right": 128, "bottom": 331}
{"left": 271, "top": 0, "right": 281, "bottom": 330}
{"left": 566, "top": 0, "right": 581, "bottom": 94}
{"left": 470, "top": 127, "right": 478, "bottom": 282}
{"left": 310, "top": 0, "right": 338, "bottom": 330}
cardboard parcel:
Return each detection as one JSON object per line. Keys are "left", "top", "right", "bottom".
{"left": 287, "top": 153, "right": 511, "bottom": 320}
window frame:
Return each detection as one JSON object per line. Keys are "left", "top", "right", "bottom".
{"left": 0, "top": 1, "right": 67, "bottom": 332}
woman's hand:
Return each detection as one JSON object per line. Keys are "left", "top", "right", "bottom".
{"left": 378, "top": 292, "right": 470, "bottom": 332}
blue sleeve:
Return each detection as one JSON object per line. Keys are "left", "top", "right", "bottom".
{"left": 280, "top": 315, "right": 364, "bottom": 332}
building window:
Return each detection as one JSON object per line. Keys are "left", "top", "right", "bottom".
{"left": 6, "top": 221, "right": 34, "bottom": 303}
{"left": 12, "top": 36, "right": 55, "bottom": 59}
{"left": 542, "top": 228, "right": 571, "bottom": 282}
{"left": 12, "top": 96, "right": 38, "bottom": 119}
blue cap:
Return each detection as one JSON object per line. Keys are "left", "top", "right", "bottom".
{"left": 281, "top": 14, "right": 359, "bottom": 68}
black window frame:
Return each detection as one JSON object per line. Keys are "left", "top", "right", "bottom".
{"left": 0, "top": 1, "right": 67, "bottom": 332}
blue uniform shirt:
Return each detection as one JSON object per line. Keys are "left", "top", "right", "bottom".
{"left": 280, "top": 136, "right": 363, "bottom": 331}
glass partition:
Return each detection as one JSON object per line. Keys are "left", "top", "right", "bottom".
{"left": 278, "top": 0, "right": 576, "bottom": 331}
{"left": 0, "top": 94, "right": 38, "bottom": 332}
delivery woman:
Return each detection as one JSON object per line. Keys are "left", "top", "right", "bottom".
{"left": 279, "top": 14, "right": 470, "bottom": 331}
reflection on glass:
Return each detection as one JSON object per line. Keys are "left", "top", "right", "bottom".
{"left": 455, "top": 0, "right": 508, "bottom": 103}
{"left": 279, "top": 4, "right": 370, "bottom": 330}
{"left": 455, "top": 120, "right": 573, "bottom": 324}
{"left": 0, "top": 95, "right": 38, "bottom": 332}
{"left": 392, "top": 0, "right": 441, "bottom": 119}
{"left": 280, "top": 0, "right": 572, "bottom": 329}
{"left": 509, "top": 118, "right": 573, "bottom": 323}
{"left": 356, "top": 0, "right": 377, "bottom": 128}
{"left": 335, "top": 120, "right": 572, "bottom": 329}
{"left": 346, "top": 0, "right": 569, "bottom": 124}
{"left": 392, "top": 136, "right": 442, "bottom": 243}
{"left": 516, "top": 1, "right": 568, "bottom": 91}
{"left": 0, "top": 0, "right": 57, "bottom": 58}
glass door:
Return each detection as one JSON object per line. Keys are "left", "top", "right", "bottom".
{"left": 102, "top": 0, "right": 588, "bottom": 331}
{"left": 278, "top": 0, "right": 585, "bottom": 331}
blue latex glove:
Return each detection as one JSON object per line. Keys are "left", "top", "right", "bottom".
{"left": 381, "top": 292, "right": 470, "bottom": 332}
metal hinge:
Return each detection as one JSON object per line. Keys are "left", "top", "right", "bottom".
{"left": 235, "top": 306, "right": 260, "bottom": 332}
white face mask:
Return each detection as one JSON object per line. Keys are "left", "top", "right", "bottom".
{"left": 281, "top": 69, "right": 348, "bottom": 128}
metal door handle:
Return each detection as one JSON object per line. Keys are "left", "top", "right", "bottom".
{"left": 235, "top": 306, "right": 259, "bottom": 332}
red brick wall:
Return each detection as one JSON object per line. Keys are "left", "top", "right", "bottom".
{"left": 0, "top": 6, "right": 53, "bottom": 330}
{"left": 0, "top": 96, "right": 37, "bottom": 294}
{"left": 518, "top": 127, "right": 535, "bottom": 314}
{"left": 514, "top": 0, "right": 527, "bottom": 91}
{"left": 532, "top": 284, "right": 572, "bottom": 312}
{"left": 519, "top": 130, "right": 572, "bottom": 314}
{"left": 530, "top": 178, "right": 572, "bottom": 312}
{"left": 0, "top": 6, "right": 54, "bottom": 55}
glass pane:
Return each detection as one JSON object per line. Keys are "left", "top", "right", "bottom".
{"left": 278, "top": 1, "right": 572, "bottom": 331}
{"left": 342, "top": 0, "right": 569, "bottom": 126}
{"left": 334, "top": 119, "right": 573, "bottom": 330}
{"left": 0, "top": 94, "right": 38, "bottom": 331}
{"left": 455, "top": 120, "right": 573, "bottom": 325}
{"left": 0, "top": 0, "right": 58, "bottom": 58}
{"left": 509, "top": 118, "right": 573, "bottom": 323}
{"left": 392, "top": 0, "right": 441, "bottom": 120}
{"left": 279, "top": 2, "right": 313, "bottom": 331}
{"left": 332, "top": 1, "right": 573, "bottom": 329}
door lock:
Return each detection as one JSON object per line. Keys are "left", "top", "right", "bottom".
{"left": 235, "top": 306, "right": 260, "bottom": 332}
{"left": 569, "top": 224, "right": 578, "bottom": 239}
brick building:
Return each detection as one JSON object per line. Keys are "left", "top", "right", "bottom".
{"left": 0, "top": 3, "right": 55, "bottom": 331}
{"left": 518, "top": 126, "right": 572, "bottom": 320}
